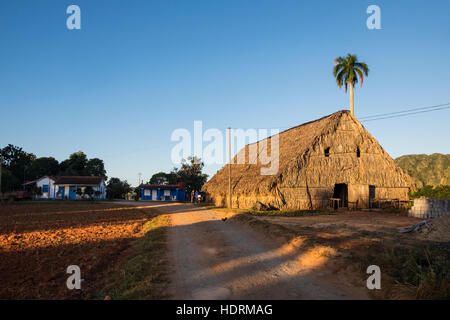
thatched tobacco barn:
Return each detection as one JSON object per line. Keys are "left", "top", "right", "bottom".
{"left": 202, "top": 110, "right": 414, "bottom": 210}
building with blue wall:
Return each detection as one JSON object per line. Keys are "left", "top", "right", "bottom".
{"left": 23, "top": 176, "right": 107, "bottom": 200}
{"left": 140, "top": 182, "right": 186, "bottom": 201}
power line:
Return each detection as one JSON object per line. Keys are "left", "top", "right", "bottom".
{"left": 359, "top": 102, "right": 450, "bottom": 120}
{"left": 229, "top": 102, "right": 450, "bottom": 129}
{"left": 360, "top": 104, "right": 450, "bottom": 122}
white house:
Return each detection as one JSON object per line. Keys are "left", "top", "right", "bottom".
{"left": 23, "top": 176, "right": 56, "bottom": 199}
{"left": 24, "top": 176, "right": 107, "bottom": 200}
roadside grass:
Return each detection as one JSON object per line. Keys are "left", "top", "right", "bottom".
{"left": 248, "top": 209, "right": 332, "bottom": 217}
{"left": 199, "top": 204, "right": 332, "bottom": 217}
{"left": 97, "top": 214, "right": 170, "bottom": 300}
{"left": 230, "top": 210, "right": 450, "bottom": 300}
{"left": 349, "top": 242, "right": 450, "bottom": 299}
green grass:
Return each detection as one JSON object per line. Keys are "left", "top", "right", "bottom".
{"left": 248, "top": 209, "right": 332, "bottom": 217}
{"left": 97, "top": 214, "right": 170, "bottom": 300}
{"left": 351, "top": 242, "right": 450, "bottom": 299}
{"left": 199, "top": 204, "right": 332, "bottom": 217}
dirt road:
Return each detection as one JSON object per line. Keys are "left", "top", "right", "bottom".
{"left": 120, "top": 201, "right": 370, "bottom": 300}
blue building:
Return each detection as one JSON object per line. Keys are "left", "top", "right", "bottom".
{"left": 140, "top": 182, "right": 186, "bottom": 201}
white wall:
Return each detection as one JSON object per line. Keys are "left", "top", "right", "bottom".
{"left": 35, "top": 177, "right": 56, "bottom": 199}
{"left": 33, "top": 177, "right": 106, "bottom": 200}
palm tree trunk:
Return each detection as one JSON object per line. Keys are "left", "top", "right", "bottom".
{"left": 349, "top": 83, "right": 354, "bottom": 115}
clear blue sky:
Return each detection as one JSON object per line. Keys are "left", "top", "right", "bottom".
{"left": 1, "top": 0, "right": 449, "bottom": 186}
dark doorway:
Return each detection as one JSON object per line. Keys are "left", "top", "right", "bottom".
{"left": 332, "top": 183, "right": 348, "bottom": 209}
{"left": 369, "top": 185, "right": 376, "bottom": 208}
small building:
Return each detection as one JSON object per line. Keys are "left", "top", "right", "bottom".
{"left": 23, "top": 176, "right": 56, "bottom": 199}
{"left": 140, "top": 182, "right": 185, "bottom": 201}
{"left": 23, "top": 176, "right": 107, "bottom": 200}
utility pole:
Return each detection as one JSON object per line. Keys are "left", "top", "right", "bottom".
{"left": 138, "top": 172, "right": 142, "bottom": 186}
{"left": 228, "top": 127, "right": 232, "bottom": 208}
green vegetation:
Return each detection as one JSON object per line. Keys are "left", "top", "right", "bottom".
{"left": 106, "top": 177, "right": 132, "bottom": 199}
{"left": 395, "top": 153, "right": 450, "bottom": 188}
{"left": 248, "top": 209, "right": 331, "bottom": 217}
{"left": 98, "top": 214, "right": 170, "bottom": 299}
{"left": 333, "top": 53, "right": 369, "bottom": 115}
{"left": 409, "top": 185, "right": 450, "bottom": 199}
{"left": 0, "top": 144, "right": 107, "bottom": 192}
{"left": 147, "top": 156, "right": 208, "bottom": 196}
{"left": 200, "top": 204, "right": 331, "bottom": 217}
{"left": 355, "top": 243, "right": 450, "bottom": 299}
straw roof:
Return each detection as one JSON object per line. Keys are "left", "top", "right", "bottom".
{"left": 203, "top": 110, "right": 414, "bottom": 197}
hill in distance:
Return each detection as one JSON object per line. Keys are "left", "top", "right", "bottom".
{"left": 395, "top": 153, "right": 450, "bottom": 188}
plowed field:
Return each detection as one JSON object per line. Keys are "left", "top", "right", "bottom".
{"left": 0, "top": 201, "right": 156, "bottom": 299}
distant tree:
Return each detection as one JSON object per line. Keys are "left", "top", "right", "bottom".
{"left": 27, "top": 157, "right": 59, "bottom": 180}
{"left": 148, "top": 171, "right": 178, "bottom": 185}
{"left": 85, "top": 158, "right": 107, "bottom": 179}
{"left": 32, "top": 185, "right": 42, "bottom": 198}
{"left": 133, "top": 186, "right": 141, "bottom": 201}
{"left": 0, "top": 144, "right": 36, "bottom": 191}
{"left": 106, "top": 177, "right": 131, "bottom": 199}
{"left": 1, "top": 145, "right": 109, "bottom": 193}
{"left": 333, "top": 54, "right": 369, "bottom": 116}
{"left": 59, "top": 151, "right": 88, "bottom": 176}
{"left": 172, "top": 156, "right": 208, "bottom": 195}
{"left": 0, "top": 167, "right": 14, "bottom": 193}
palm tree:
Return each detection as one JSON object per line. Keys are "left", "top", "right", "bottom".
{"left": 333, "top": 54, "right": 369, "bottom": 116}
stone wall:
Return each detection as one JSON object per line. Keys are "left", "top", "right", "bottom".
{"left": 408, "top": 197, "right": 450, "bottom": 218}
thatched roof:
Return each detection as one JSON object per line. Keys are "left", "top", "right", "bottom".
{"left": 203, "top": 110, "right": 414, "bottom": 196}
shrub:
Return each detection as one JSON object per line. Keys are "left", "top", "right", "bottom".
{"left": 409, "top": 185, "right": 450, "bottom": 199}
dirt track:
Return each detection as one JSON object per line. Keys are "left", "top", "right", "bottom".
{"left": 122, "top": 202, "right": 370, "bottom": 300}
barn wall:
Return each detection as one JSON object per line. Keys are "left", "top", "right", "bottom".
{"left": 374, "top": 187, "right": 409, "bottom": 201}
{"left": 206, "top": 185, "right": 410, "bottom": 210}
{"left": 348, "top": 184, "right": 369, "bottom": 208}
{"left": 206, "top": 191, "right": 332, "bottom": 210}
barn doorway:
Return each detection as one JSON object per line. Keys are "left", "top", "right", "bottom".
{"left": 332, "top": 183, "right": 348, "bottom": 209}
{"left": 369, "top": 185, "right": 376, "bottom": 208}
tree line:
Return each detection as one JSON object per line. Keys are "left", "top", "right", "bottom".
{"left": 106, "top": 157, "right": 208, "bottom": 200}
{"left": 1, "top": 144, "right": 209, "bottom": 201}
{"left": 147, "top": 157, "right": 208, "bottom": 194}
{"left": 0, "top": 144, "right": 106, "bottom": 193}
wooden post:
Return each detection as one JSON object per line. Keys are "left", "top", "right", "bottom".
{"left": 228, "top": 127, "right": 232, "bottom": 208}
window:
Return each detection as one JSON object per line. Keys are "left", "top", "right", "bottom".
{"left": 144, "top": 189, "right": 150, "bottom": 196}
{"left": 164, "top": 189, "right": 171, "bottom": 196}
{"left": 324, "top": 147, "right": 330, "bottom": 157}
{"left": 42, "top": 185, "right": 49, "bottom": 193}
{"left": 357, "top": 147, "right": 361, "bottom": 158}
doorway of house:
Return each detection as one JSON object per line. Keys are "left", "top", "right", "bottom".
{"left": 332, "top": 183, "right": 348, "bottom": 209}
